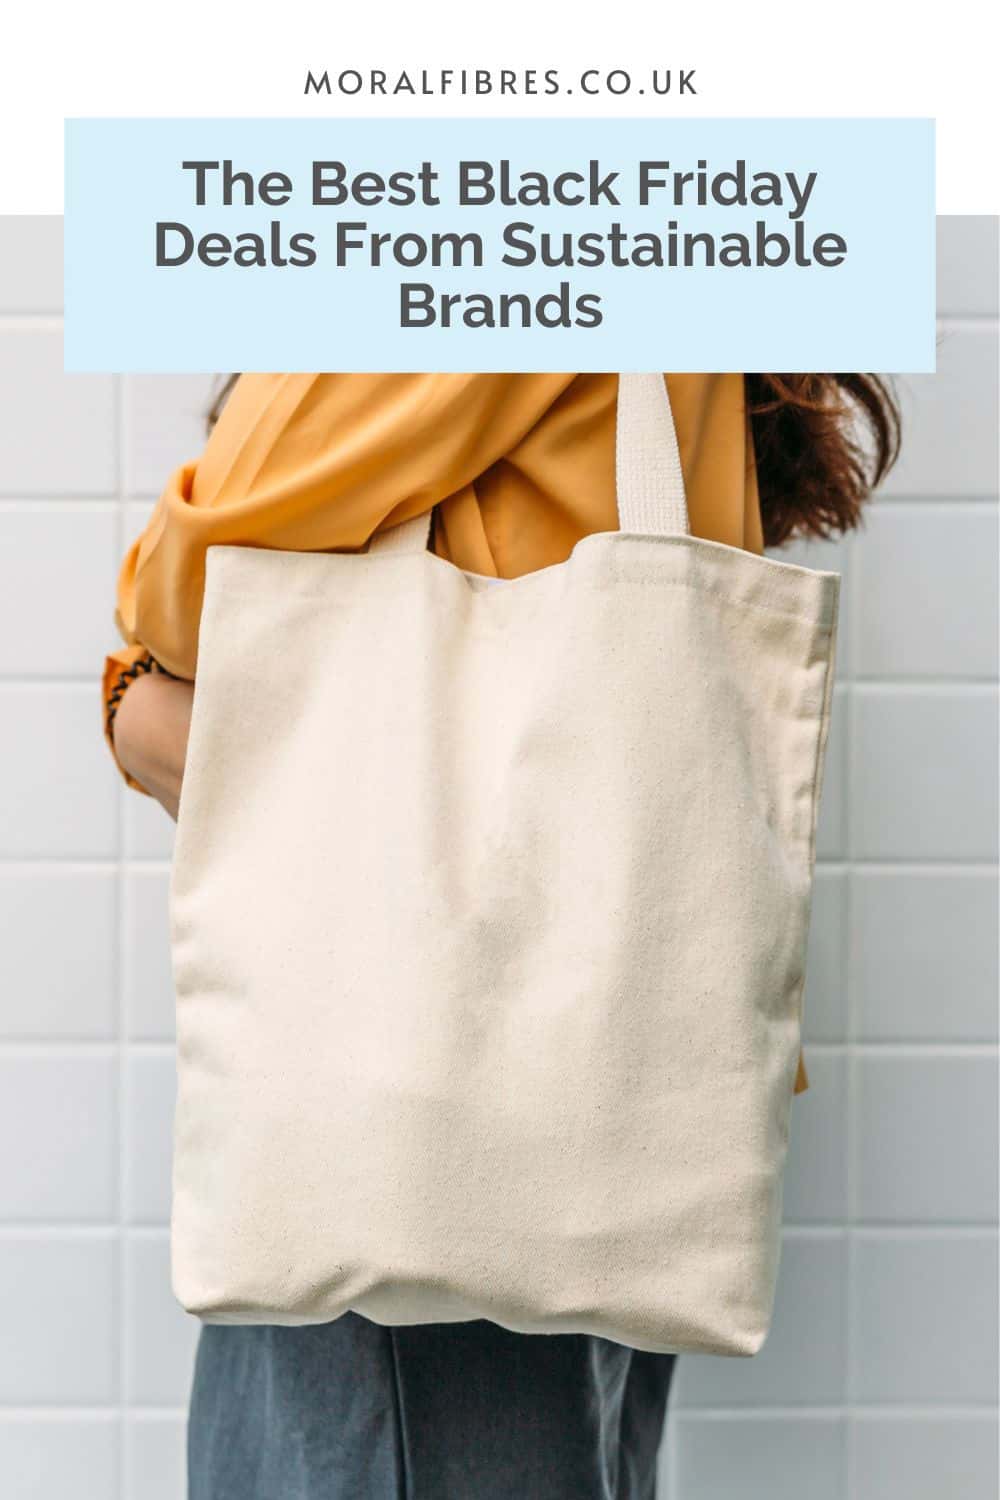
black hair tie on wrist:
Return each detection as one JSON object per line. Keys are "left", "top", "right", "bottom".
{"left": 105, "top": 653, "right": 168, "bottom": 740}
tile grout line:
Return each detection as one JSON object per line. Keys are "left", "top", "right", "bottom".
{"left": 7, "top": 672, "right": 1000, "bottom": 688}
{"left": 843, "top": 528, "right": 859, "bottom": 1499}
{"left": 935, "top": 314, "right": 1000, "bottom": 331}
{"left": 1, "top": 1399, "right": 995, "bottom": 1423}
{"left": 0, "top": 314, "right": 65, "bottom": 331}
{"left": 5, "top": 854, "right": 998, "bottom": 876}
{"left": 4, "top": 1220, "right": 997, "bottom": 1238}
{"left": 9, "top": 1040, "right": 1000, "bottom": 1058}
{"left": 671, "top": 1402, "right": 1000, "bottom": 1420}
{"left": 4, "top": 1400, "right": 997, "bottom": 1418}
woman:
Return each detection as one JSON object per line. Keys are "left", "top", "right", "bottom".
{"left": 104, "top": 372, "right": 897, "bottom": 1500}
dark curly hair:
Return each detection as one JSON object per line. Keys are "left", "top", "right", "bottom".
{"left": 746, "top": 374, "right": 899, "bottom": 546}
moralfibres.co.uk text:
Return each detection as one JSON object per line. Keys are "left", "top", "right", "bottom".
{"left": 303, "top": 68, "right": 697, "bottom": 98}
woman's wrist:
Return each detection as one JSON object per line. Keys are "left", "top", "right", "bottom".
{"left": 111, "top": 670, "right": 194, "bottom": 820}
{"left": 106, "top": 652, "right": 165, "bottom": 742}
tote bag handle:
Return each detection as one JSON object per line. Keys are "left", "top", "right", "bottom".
{"left": 371, "top": 373, "right": 690, "bottom": 556}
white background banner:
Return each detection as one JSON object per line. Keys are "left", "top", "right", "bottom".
{"left": 0, "top": 0, "right": 997, "bottom": 212}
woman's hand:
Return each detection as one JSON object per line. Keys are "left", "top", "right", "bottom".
{"left": 112, "top": 672, "right": 195, "bottom": 821}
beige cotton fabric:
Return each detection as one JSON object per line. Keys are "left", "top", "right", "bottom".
{"left": 170, "top": 374, "right": 839, "bottom": 1356}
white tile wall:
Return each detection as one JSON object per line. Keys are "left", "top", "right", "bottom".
{"left": 0, "top": 329, "right": 117, "bottom": 496}
{"left": 935, "top": 218, "right": 999, "bottom": 319}
{"left": 879, "top": 323, "right": 998, "bottom": 497}
{"left": 851, "top": 869, "right": 998, "bottom": 1041}
{"left": 855, "top": 1055, "right": 998, "bottom": 1223}
{"left": 852, "top": 1414, "right": 1000, "bottom": 1500}
{"left": 850, "top": 685, "right": 998, "bottom": 859}
{"left": 674, "top": 1414, "right": 845, "bottom": 1500}
{"left": 122, "top": 869, "right": 176, "bottom": 1042}
{"left": 124, "top": 1417, "right": 188, "bottom": 1500}
{"left": 124, "top": 1053, "right": 176, "bottom": 1225}
{"left": 0, "top": 502, "right": 120, "bottom": 676}
{"left": 0, "top": 218, "right": 64, "bottom": 314}
{"left": 0, "top": 869, "right": 117, "bottom": 1038}
{"left": 0, "top": 1418, "right": 119, "bottom": 1500}
{"left": 0, "top": 1052, "right": 117, "bottom": 1220}
{"left": 851, "top": 1232, "right": 998, "bottom": 1404}
{"left": 123, "top": 1236, "right": 199, "bottom": 1409}
{"left": 0, "top": 684, "right": 120, "bottom": 858}
{"left": 124, "top": 378, "right": 220, "bottom": 498}
{"left": 783, "top": 1053, "right": 848, "bottom": 1221}
{"left": 0, "top": 214, "right": 996, "bottom": 1499}
{"left": 802, "top": 868, "right": 848, "bottom": 1042}
{"left": 0, "top": 1236, "right": 118, "bottom": 1404}
{"left": 852, "top": 502, "right": 998, "bottom": 679}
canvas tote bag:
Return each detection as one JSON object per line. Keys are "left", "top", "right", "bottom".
{"left": 170, "top": 374, "right": 839, "bottom": 1356}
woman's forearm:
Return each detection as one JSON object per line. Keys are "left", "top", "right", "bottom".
{"left": 112, "top": 672, "right": 194, "bottom": 819}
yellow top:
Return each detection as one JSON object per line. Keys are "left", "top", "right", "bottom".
{"left": 103, "top": 371, "right": 807, "bottom": 1093}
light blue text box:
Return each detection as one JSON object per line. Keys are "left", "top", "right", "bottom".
{"left": 64, "top": 117, "right": 935, "bottom": 372}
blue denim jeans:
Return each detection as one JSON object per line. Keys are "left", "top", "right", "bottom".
{"left": 188, "top": 1314, "right": 675, "bottom": 1499}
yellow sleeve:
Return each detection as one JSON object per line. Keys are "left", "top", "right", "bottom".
{"left": 109, "top": 373, "right": 576, "bottom": 683}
